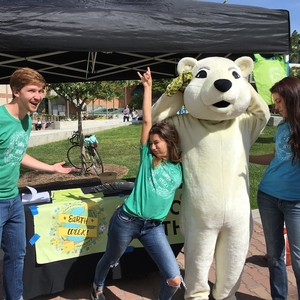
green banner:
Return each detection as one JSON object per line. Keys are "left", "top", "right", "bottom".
{"left": 253, "top": 54, "right": 288, "bottom": 105}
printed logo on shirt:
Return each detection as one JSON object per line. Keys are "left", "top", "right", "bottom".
{"left": 149, "top": 165, "right": 181, "bottom": 198}
{"left": 276, "top": 127, "right": 292, "bottom": 161}
{"left": 4, "top": 131, "right": 28, "bottom": 166}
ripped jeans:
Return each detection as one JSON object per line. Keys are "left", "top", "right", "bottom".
{"left": 93, "top": 206, "right": 182, "bottom": 300}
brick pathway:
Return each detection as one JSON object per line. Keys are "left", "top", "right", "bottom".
{"left": 0, "top": 221, "right": 297, "bottom": 299}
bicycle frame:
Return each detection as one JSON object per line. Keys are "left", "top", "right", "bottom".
{"left": 67, "top": 132, "right": 103, "bottom": 175}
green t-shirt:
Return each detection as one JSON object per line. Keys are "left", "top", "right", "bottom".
{"left": 123, "top": 142, "right": 182, "bottom": 221}
{"left": 0, "top": 105, "right": 31, "bottom": 200}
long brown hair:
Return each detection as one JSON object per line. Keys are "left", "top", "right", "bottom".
{"left": 270, "top": 77, "right": 300, "bottom": 163}
{"left": 149, "top": 121, "right": 181, "bottom": 163}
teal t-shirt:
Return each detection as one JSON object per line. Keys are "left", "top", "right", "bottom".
{"left": 259, "top": 121, "right": 300, "bottom": 200}
{"left": 123, "top": 142, "right": 182, "bottom": 221}
{"left": 0, "top": 105, "right": 31, "bottom": 200}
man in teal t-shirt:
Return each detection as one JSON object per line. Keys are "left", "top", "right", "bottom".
{"left": 0, "top": 67, "right": 74, "bottom": 300}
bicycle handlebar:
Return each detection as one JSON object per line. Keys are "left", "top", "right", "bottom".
{"left": 68, "top": 131, "right": 98, "bottom": 147}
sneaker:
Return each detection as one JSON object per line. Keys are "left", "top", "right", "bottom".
{"left": 91, "top": 288, "right": 106, "bottom": 300}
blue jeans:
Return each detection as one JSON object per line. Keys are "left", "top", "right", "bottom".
{"left": 93, "top": 206, "right": 181, "bottom": 300}
{"left": 258, "top": 190, "right": 300, "bottom": 300}
{"left": 0, "top": 195, "right": 26, "bottom": 300}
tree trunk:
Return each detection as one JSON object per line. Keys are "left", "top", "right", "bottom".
{"left": 106, "top": 98, "right": 108, "bottom": 119}
{"left": 77, "top": 108, "right": 86, "bottom": 175}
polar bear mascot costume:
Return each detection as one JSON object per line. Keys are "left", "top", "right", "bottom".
{"left": 152, "top": 56, "right": 270, "bottom": 300}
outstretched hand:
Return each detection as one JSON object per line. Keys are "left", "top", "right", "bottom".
{"left": 137, "top": 67, "right": 152, "bottom": 88}
{"left": 53, "top": 161, "right": 75, "bottom": 174}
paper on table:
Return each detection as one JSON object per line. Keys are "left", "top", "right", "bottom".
{"left": 22, "top": 186, "right": 51, "bottom": 204}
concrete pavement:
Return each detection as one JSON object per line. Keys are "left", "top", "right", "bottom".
{"left": 10, "top": 210, "right": 296, "bottom": 300}
{"left": 25, "top": 217, "right": 298, "bottom": 300}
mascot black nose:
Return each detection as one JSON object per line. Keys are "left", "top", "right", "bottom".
{"left": 214, "top": 79, "right": 232, "bottom": 92}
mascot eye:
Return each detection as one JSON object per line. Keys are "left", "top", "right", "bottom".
{"left": 195, "top": 70, "right": 207, "bottom": 78}
{"left": 232, "top": 71, "right": 240, "bottom": 79}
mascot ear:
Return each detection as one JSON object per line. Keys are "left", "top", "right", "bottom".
{"left": 235, "top": 56, "right": 254, "bottom": 77}
{"left": 177, "top": 57, "right": 198, "bottom": 75}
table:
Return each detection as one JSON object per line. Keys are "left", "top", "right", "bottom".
{"left": 22, "top": 181, "right": 184, "bottom": 299}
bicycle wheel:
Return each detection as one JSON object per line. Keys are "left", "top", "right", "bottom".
{"left": 67, "top": 144, "right": 93, "bottom": 169}
{"left": 90, "top": 148, "right": 104, "bottom": 175}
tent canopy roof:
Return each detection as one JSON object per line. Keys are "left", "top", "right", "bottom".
{"left": 0, "top": 0, "right": 290, "bottom": 83}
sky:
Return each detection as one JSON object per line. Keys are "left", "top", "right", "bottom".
{"left": 203, "top": 0, "right": 300, "bottom": 34}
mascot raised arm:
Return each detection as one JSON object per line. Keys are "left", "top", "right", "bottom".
{"left": 152, "top": 56, "right": 270, "bottom": 300}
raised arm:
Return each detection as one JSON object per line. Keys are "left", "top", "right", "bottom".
{"left": 137, "top": 67, "right": 152, "bottom": 146}
{"left": 246, "top": 81, "right": 271, "bottom": 144}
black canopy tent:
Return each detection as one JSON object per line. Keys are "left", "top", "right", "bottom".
{"left": 0, "top": 0, "right": 290, "bottom": 83}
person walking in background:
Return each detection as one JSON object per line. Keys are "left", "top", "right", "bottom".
{"left": 123, "top": 104, "right": 130, "bottom": 122}
{"left": 249, "top": 77, "right": 300, "bottom": 299}
{"left": 0, "top": 67, "right": 74, "bottom": 300}
{"left": 91, "top": 67, "right": 184, "bottom": 300}
{"left": 131, "top": 106, "right": 139, "bottom": 121}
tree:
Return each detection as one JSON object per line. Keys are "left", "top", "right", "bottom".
{"left": 289, "top": 30, "right": 300, "bottom": 79}
{"left": 47, "top": 81, "right": 104, "bottom": 173}
{"left": 128, "top": 94, "right": 143, "bottom": 110}
{"left": 290, "top": 30, "right": 300, "bottom": 63}
{"left": 121, "top": 80, "right": 140, "bottom": 108}
{"left": 99, "top": 81, "right": 125, "bottom": 119}
{"left": 129, "top": 78, "right": 172, "bottom": 109}
{"left": 290, "top": 67, "right": 300, "bottom": 79}
{"left": 153, "top": 78, "right": 172, "bottom": 99}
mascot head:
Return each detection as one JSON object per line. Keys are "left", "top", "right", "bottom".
{"left": 176, "top": 56, "right": 254, "bottom": 121}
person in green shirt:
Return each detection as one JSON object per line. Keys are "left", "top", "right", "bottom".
{"left": 0, "top": 67, "right": 74, "bottom": 300}
{"left": 91, "top": 67, "right": 183, "bottom": 300}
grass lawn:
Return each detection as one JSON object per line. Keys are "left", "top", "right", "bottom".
{"left": 23, "top": 124, "right": 276, "bottom": 209}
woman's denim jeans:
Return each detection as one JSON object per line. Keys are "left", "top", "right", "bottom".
{"left": 258, "top": 190, "right": 300, "bottom": 300}
{"left": 0, "top": 194, "right": 26, "bottom": 300}
{"left": 94, "top": 206, "right": 181, "bottom": 300}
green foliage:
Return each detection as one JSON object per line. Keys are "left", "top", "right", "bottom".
{"left": 23, "top": 124, "right": 277, "bottom": 209}
{"left": 99, "top": 81, "right": 125, "bottom": 119}
{"left": 128, "top": 79, "right": 171, "bottom": 109}
{"left": 290, "top": 67, "right": 300, "bottom": 79}
{"left": 99, "top": 81, "right": 124, "bottom": 100}
{"left": 152, "top": 78, "right": 171, "bottom": 97}
{"left": 48, "top": 82, "right": 99, "bottom": 107}
{"left": 290, "top": 30, "right": 300, "bottom": 63}
{"left": 289, "top": 30, "right": 300, "bottom": 79}
{"left": 129, "top": 95, "right": 143, "bottom": 109}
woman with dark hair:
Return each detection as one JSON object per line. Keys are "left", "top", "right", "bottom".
{"left": 91, "top": 67, "right": 184, "bottom": 300}
{"left": 250, "top": 76, "right": 300, "bottom": 299}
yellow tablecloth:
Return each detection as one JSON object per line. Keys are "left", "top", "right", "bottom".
{"left": 32, "top": 188, "right": 183, "bottom": 264}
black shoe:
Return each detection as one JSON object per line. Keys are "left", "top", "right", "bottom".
{"left": 91, "top": 288, "right": 106, "bottom": 300}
